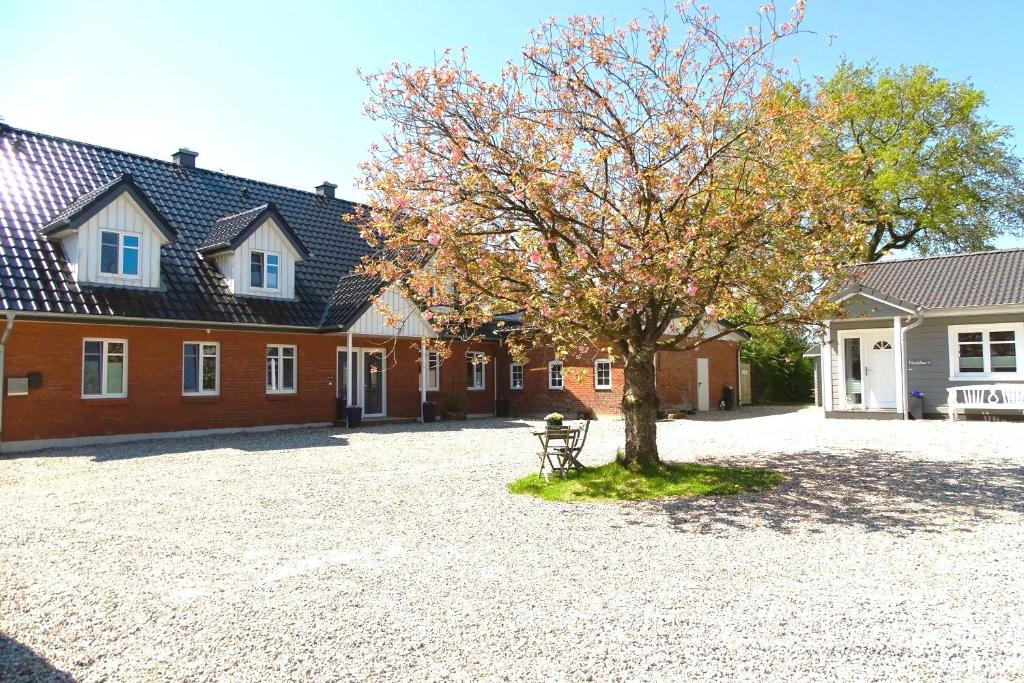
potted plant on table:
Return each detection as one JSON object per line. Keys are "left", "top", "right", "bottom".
{"left": 909, "top": 391, "right": 925, "bottom": 420}
{"left": 545, "top": 412, "right": 564, "bottom": 428}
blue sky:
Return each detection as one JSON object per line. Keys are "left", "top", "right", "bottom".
{"left": 2, "top": 1, "right": 1022, "bottom": 246}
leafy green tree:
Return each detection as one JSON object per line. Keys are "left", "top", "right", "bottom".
{"left": 819, "top": 61, "right": 1024, "bottom": 261}
{"left": 741, "top": 324, "right": 815, "bottom": 403}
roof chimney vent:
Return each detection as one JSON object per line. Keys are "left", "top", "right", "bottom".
{"left": 315, "top": 181, "right": 337, "bottom": 199}
{"left": 172, "top": 148, "right": 197, "bottom": 168}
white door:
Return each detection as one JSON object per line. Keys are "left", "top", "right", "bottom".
{"left": 696, "top": 358, "right": 710, "bottom": 411}
{"left": 864, "top": 334, "right": 896, "bottom": 409}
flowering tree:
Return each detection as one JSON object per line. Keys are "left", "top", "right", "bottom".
{"left": 358, "top": 2, "right": 862, "bottom": 466}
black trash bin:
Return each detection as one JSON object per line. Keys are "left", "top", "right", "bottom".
{"left": 336, "top": 397, "right": 346, "bottom": 420}
{"left": 722, "top": 385, "right": 734, "bottom": 410}
{"left": 494, "top": 398, "right": 509, "bottom": 417}
{"left": 422, "top": 401, "right": 437, "bottom": 423}
{"left": 345, "top": 405, "right": 363, "bottom": 428}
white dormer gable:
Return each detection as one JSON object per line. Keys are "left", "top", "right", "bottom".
{"left": 41, "top": 175, "right": 175, "bottom": 290}
{"left": 349, "top": 286, "right": 438, "bottom": 338}
{"left": 210, "top": 217, "right": 302, "bottom": 299}
{"left": 199, "top": 204, "right": 307, "bottom": 300}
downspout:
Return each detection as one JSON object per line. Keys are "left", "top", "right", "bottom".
{"left": 900, "top": 307, "right": 925, "bottom": 420}
{"left": 0, "top": 312, "right": 16, "bottom": 452}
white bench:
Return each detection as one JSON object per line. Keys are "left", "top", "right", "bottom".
{"left": 946, "top": 384, "right": 1024, "bottom": 422}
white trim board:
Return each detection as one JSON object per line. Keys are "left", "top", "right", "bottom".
{"left": 835, "top": 291, "right": 917, "bottom": 315}
{"left": 0, "top": 421, "right": 334, "bottom": 455}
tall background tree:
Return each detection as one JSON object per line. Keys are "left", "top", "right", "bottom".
{"left": 820, "top": 60, "right": 1024, "bottom": 261}
{"left": 358, "top": 2, "right": 862, "bottom": 466}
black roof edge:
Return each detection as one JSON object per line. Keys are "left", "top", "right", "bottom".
{"left": 40, "top": 173, "right": 178, "bottom": 241}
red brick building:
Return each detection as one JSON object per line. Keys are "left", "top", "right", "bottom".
{"left": 0, "top": 126, "right": 743, "bottom": 452}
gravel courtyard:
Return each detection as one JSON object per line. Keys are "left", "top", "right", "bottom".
{"left": 2, "top": 407, "right": 1023, "bottom": 681}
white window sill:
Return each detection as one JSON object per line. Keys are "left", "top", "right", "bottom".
{"left": 510, "top": 387, "right": 524, "bottom": 391}
{"left": 595, "top": 385, "right": 612, "bottom": 391}
{"left": 548, "top": 386, "right": 564, "bottom": 391}
{"left": 948, "top": 375, "right": 1023, "bottom": 382}
{"left": 266, "top": 389, "right": 298, "bottom": 395}
{"left": 183, "top": 392, "right": 220, "bottom": 397}
{"left": 467, "top": 387, "right": 485, "bottom": 392}
{"left": 82, "top": 394, "right": 127, "bottom": 399}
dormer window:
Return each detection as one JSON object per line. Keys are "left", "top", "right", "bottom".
{"left": 100, "top": 230, "right": 141, "bottom": 278}
{"left": 250, "top": 251, "right": 280, "bottom": 290}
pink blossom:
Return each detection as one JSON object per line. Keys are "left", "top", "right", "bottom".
{"left": 529, "top": 251, "right": 542, "bottom": 264}
{"left": 427, "top": 232, "right": 441, "bottom": 246}
{"left": 686, "top": 282, "right": 698, "bottom": 296}
{"left": 704, "top": 304, "right": 717, "bottom": 317}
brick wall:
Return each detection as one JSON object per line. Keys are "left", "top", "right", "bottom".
{"left": 504, "top": 339, "right": 740, "bottom": 417}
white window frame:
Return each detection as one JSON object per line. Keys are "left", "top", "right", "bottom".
{"left": 466, "top": 351, "right": 486, "bottom": 391}
{"left": 183, "top": 341, "right": 220, "bottom": 396}
{"left": 250, "top": 250, "right": 281, "bottom": 291}
{"left": 548, "top": 360, "right": 564, "bottom": 390}
{"left": 594, "top": 359, "right": 612, "bottom": 390}
{"left": 82, "top": 338, "right": 128, "bottom": 398}
{"left": 420, "top": 350, "right": 440, "bottom": 391}
{"left": 266, "top": 344, "right": 298, "bottom": 394}
{"left": 947, "top": 322, "right": 1024, "bottom": 380}
{"left": 509, "top": 362, "right": 524, "bottom": 390}
{"left": 99, "top": 230, "right": 142, "bottom": 279}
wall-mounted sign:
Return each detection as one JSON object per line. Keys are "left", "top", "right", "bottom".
{"left": 908, "top": 359, "right": 932, "bottom": 366}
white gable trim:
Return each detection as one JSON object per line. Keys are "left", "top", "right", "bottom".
{"left": 836, "top": 291, "right": 917, "bottom": 315}
{"left": 348, "top": 286, "right": 437, "bottom": 338}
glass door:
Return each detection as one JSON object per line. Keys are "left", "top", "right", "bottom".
{"left": 362, "top": 350, "right": 385, "bottom": 416}
{"left": 337, "top": 350, "right": 349, "bottom": 402}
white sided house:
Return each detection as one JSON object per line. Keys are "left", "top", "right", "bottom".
{"left": 812, "top": 249, "right": 1024, "bottom": 421}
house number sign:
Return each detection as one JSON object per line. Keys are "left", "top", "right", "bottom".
{"left": 908, "top": 360, "right": 932, "bottom": 366}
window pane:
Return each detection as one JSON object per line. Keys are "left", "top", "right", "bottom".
{"left": 202, "top": 354, "right": 217, "bottom": 391}
{"left": 107, "top": 342, "right": 124, "bottom": 356}
{"left": 266, "top": 255, "right": 279, "bottom": 289}
{"left": 183, "top": 344, "right": 199, "bottom": 392}
{"left": 991, "top": 343, "right": 1017, "bottom": 372}
{"left": 100, "top": 232, "right": 119, "bottom": 274}
{"left": 83, "top": 342, "right": 102, "bottom": 395}
{"left": 990, "top": 330, "right": 1015, "bottom": 342}
{"left": 250, "top": 252, "right": 264, "bottom": 288}
{"left": 466, "top": 354, "right": 476, "bottom": 388}
{"left": 122, "top": 235, "right": 140, "bottom": 276}
{"left": 106, "top": 353, "right": 124, "bottom": 395}
{"left": 958, "top": 344, "right": 984, "bottom": 372}
{"left": 267, "top": 357, "right": 277, "bottom": 390}
{"left": 282, "top": 346, "right": 294, "bottom": 358}
{"left": 282, "top": 357, "right": 295, "bottom": 390}
{"left": 958, "top": 332, "right": 983, "bottom": 343}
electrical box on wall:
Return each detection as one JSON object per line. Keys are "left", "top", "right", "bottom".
{"left": 7, "top": 377, "right": 29, "bottom": 396}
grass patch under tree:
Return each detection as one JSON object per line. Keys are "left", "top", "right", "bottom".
{"left": 509, "top": 460, "right": 782, "bottom": 503}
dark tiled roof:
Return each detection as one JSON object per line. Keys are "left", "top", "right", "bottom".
{"left": 199, "top": 202, "right": 309, "bottom": 259}
{"left": 841, "top": 249, "right": 1024, "bottom": 310}
{"left": 0, "top": 125, "right": 375, "bottom": 328}
{"left": 321, "top": 273, "right": 384, "bottom": 328}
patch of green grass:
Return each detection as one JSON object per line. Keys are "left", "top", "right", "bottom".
{"left": 508, "top": 460, "right": 782, "bottom": 502}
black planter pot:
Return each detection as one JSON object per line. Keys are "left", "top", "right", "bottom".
{"left": 909, "top": 396, "right": 924, "bottom": 420}
{"left": 494, "top": 399, "right": 509, "bottom": 418}
{"left": 421, "top": 401, "right": 437, "bottom": 423}
{"left": 345, "top": 405, "right": 363, "bottom": 428}
{"left": 336, "top": 397, "right": 347, "bottom": 420}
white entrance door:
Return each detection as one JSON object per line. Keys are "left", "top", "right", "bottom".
{"left": 864, "top": 333, "right": 896, "bottom": 409}
{"left": 696, "top": 358, "right": 710, "bottom": 411}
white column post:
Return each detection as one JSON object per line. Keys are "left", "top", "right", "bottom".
{"left": 346, "top": 332, "right": 355, "bottom": 407}
{"left": 821, "top": 322, "right": 834, "bottom": 412}
{"left": 893, "top": 316, "right": 905, "bottom": 418}
{"left": 420, "top": 338, "right": 428, "bottom": 421}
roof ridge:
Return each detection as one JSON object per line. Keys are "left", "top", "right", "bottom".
{"left": 3, "top": 124, "right": 366, "bottom": 210}
{"left": 852, "top": 247, "right": 1024, "bottom": 267}
{"left": 214, "top": 203, "right": 272, "bottom": 222}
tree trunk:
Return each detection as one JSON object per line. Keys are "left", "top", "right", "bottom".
{"left": 618, "top": 348, "right": 660, "bottom": 467}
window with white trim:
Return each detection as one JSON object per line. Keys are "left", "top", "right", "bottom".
{"left": 421, "top": 350, "right": 440, "bottom": 391}
{"left": 82, "top": 339, "right": 127, "bottom": 397}
{"left": 510, "top": 363, "right": 524, "bottom": 390}
{"left": 183, "top": 342, "right": 219, "bottom": 395}
{"left": 99, "top": 230, "right": 141, "bottom": 277}
{"left": 466, "top": 352, "right": 486, "bottom": 390}
{"left": 250, "top": 251, "right": 280, "bottom": 290}
{"left": 548, "top": 360, "right": 564, "bottom": 390}
{"left": 948, "top": 323, "right": 1023, "bottom": 378}
{"left": 594, "top": 359, "right": 612, "bottom": 389}
{"left": 266, "top": 344, "right": 297, "bottom": 393}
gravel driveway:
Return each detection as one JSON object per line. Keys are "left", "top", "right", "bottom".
{"left": 2, "top": 407, "right": 1023, "bottom": 681}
